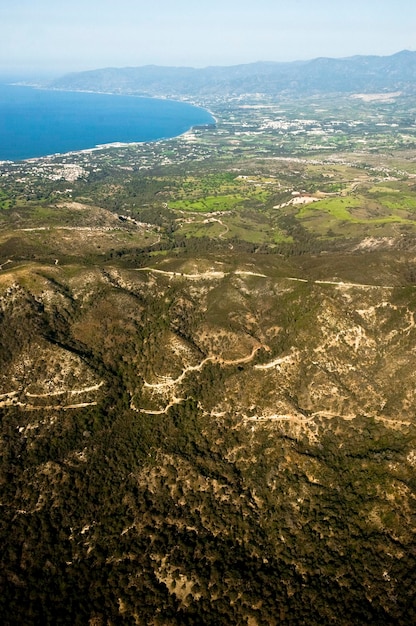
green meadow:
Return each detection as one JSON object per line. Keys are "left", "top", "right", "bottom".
{"left": 296, "top": 183, "right": 416, "bottom": 236}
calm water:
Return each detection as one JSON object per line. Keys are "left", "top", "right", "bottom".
{"left": 0, "top": 84, "right": 214, "bottom": 161}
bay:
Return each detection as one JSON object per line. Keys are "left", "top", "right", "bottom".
{"left": 0, "top": 84, "right": 214, "bottom": 161}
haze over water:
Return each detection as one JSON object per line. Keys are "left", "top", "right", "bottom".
{"left": 0, "top": 85, "right": 214, "bottom": 161}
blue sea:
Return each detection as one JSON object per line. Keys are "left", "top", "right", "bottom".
{"left": 0, "top": 84, "right": 214, "bottom": 161}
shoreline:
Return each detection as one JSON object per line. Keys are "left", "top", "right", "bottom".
{"left": 0, "top": 84, "right": 216, "bottom": 164}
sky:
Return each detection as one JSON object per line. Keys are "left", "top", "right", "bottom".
{"left": 1, "top": 0, "right": 415, "bottom": 78}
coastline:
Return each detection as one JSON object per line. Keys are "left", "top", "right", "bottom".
{"left": 0, "top": 84, "right": 215, "bottom": 163}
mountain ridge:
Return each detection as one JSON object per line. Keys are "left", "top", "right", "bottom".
{"left": 48, "top": 50, "right": 416, "bottom": 98}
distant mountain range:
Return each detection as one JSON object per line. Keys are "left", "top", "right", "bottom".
{"left": 48, "top": 50, "right": 416, "bottom": 99}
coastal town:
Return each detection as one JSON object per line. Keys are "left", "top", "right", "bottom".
{"left": 2, "top": 89, "right": 415, "bottom": 190}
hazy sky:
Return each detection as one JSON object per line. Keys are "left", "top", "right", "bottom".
{"left": 1, "top": 0, "right": 415, "bottom": 78}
